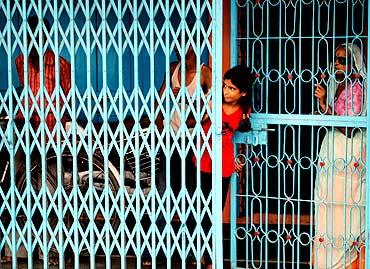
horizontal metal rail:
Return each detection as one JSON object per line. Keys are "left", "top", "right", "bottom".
{"left": 251, "top": 113, "right": 367, "bottom": 127}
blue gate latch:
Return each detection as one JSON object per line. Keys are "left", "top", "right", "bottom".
{"left": 233, "top": 119, "right": 273, "bottom": 146}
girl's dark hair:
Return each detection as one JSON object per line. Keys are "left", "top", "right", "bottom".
{"left": 223, "top": 65, "right": 255, "bottom": 132}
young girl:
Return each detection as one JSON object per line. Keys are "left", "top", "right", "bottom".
{"left": 192, "top": 64, "right": 254, "bottom": 268}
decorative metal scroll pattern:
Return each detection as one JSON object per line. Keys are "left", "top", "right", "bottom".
{"left": 230, "top": 1, "right": 369, "bottom": 268}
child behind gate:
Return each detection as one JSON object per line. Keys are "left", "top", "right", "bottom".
{"left": 192, "top": 64, "right": 254, "bottom": 268}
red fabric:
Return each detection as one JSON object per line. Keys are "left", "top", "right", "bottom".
{"left": 193, "top": 106, "right": 243, "bottom": 177}
{"left": 15, "top": 49, "right": 71, "bottom": 132}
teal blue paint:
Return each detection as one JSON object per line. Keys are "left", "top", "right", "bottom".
{"left": 229, "top": 1, "right": 368, "bottom": 269}
{"left": 365, "top": 1, "right": 370, "bottom": 267}
{"left": 0, "top": 1, "right": 220, "bottom": 268}
{"left": 213, "top": 1, "right": 223, "bottom": 268}
{"left": 229, "top": 1, "right": 238, "bottom": 267}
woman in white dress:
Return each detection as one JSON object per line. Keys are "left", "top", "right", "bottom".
{"left": 313, "top": 42, "right": 367, "bottom": 269}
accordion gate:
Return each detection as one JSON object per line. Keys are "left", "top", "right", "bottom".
{"left": 0, "top": 0, "right": 224, "bottom": 268}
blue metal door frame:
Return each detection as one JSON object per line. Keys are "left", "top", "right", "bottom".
{"left": 229, "top": 1, "right": 369, "bottom": 268}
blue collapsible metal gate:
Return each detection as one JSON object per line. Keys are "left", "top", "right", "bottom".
{"left": 230, "top": 1, "right": 369, "bottom": 268}
{"left": 0, "top": 0, "right": 224, "bottom": 268}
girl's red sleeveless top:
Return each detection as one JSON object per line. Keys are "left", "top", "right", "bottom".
{"left": 193, "top": 106, "right": 243, "bottom": 177}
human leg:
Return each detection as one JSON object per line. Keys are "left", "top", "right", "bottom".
{"left": 221, "top": 177, "right": 230, "bottom": 211}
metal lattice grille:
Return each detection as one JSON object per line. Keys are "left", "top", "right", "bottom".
{"left": 0, "top": 0, "right": 224, "bottom": 268}
{"left": 230, "top": 0, "right": 369, "bottom": 268}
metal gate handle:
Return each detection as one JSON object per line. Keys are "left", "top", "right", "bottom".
{"left": 253, "top": 128, "right": 275, "bottom": 132}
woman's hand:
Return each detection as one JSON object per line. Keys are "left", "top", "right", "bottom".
{"left": 314, "top": 84, "right": 327, "bottom": 110}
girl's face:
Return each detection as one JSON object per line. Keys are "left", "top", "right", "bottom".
{"left": 223, "top": 79, "right": 246, "bottom": 105}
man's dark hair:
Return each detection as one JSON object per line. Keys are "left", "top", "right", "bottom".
{"left": 27, "top": 15, "right": 51, "bottom": 33}
{"left": 27, "top": 16, "right": 51, "bottom": 71}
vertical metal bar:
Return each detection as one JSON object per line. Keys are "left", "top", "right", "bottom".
{"left": 329, "top": 3, "right": 336, "bottom": 268}
{"left": 149, "top": 0, "right": 156, "bottom": 266}
{"left": 132, "top": 1, "right": 142, "bottom": 268}
{"left": 264, "top": 1, "right": 270, "bottom": 267}
{"left": 213, "top": 0, "right": 223, "bottom": 268}
{"left": 22, "top": 0, "right": 32, "bottom": 266}
{"left": 327, "top": 138, "right": 337, "bottom": 264}
{"left": 230, "top": 0, "right": 237, "bottom": 67}
{"left": 86, "top": 1, "right": 96, "bottom": 267}
{"left": 52, "top": 0, "right": 65, "bottom": 266}
{"left": 343, "top": 4, "right": 351, "bottom": 268}
{"left": 67, "top": 0, "right": 80, "bottom": 268}
{"left": 230, "top": 171, "right": 237, "bottom": 268}
{"left": 365, "top": 1, "right": 370, "bottom": 267}
{"left": 8, "top": 0, "right": 20, "bottom": 268}
{"left": 229, "top": 0, "right": 238, "bottom": 267}
{"left": 179, "top": 2, "right": 186, "bottom": 266}
{"left": 117, "top": 0, "right": 127, "bottom": 268}
{"left": 246, "top": 2, "right": 250, "bottom": 66}
{"left": 244, "top": 2, "right": 250, "bottom": 266}
{"left": 296, "top": 3, "right": 303, "bottom": 268}
{"left": 265, "top": 3, "right": 270, "bottom": 115}
{"left": 278, "top": 3, "right": 282, "bottom": 116}
{"left": 100, "top": 0, "right": 111, "bottom": 267}
{"left": 35, "top": 1, "right": 48, "bottom": 266}
{"left": 195, "top": 0, "right": 201, "bottom": 266}
{"left": 276, "top": 2, "right": 282, "bottom": 266}
{"left": 164, "top": 0, "right": 171, "bottom": 267}
{"left": 309, "top": 2, "right": 316, "bottom": 268}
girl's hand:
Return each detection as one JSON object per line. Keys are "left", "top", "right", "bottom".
{"left": 235, "top": 157, "right": 245, "bottom": 173}
{"left": 246, "top": 106, "right": 252, "bottom": 118}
